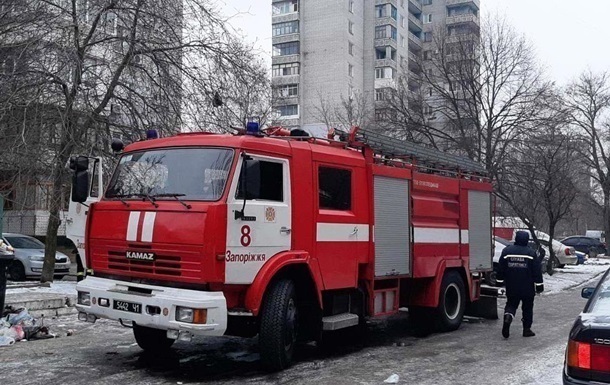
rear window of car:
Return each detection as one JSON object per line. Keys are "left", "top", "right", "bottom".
{"left": 587, "top": 272, "right": 610, "bottom": 314}
{"left": 5, "top": 236, "right": 45, "bottom": 249}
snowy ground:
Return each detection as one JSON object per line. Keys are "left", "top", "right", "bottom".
{"left": 6, "top": 281, "right": 77, "bottom": 296}
{"left": 2, "top": 262, "right": 608, "bottom": 384}
{"left": 543, "top": 257, "right": 610, "bottom": 294}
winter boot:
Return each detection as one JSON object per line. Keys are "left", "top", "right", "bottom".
{"left": 502, "top": 313, "right": 513, "bottom": 338}
{"left": 523, "top": 329, "right": 536, "bottom": 337}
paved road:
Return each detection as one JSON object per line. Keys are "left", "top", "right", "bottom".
{"left": 1, "top": 271, "right": 603, "bottom": 385}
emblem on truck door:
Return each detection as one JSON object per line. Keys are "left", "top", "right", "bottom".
{"left": 125, "top": 251, "right": 156, "bottom": 261}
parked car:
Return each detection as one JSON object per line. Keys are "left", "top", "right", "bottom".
{"left": 512, "top": 230, "right": 578, "bottom": 268}
{"left": 563, "top": 268, "right": 610, "bottom": 384}
{"left": 575, "top": 250, "right": 588, "bottom": 265}
{"left": 1, "top": 233, "right": 71, "bottom": 281}
{"left": 561, "top": 236, "right": 607, "bottom": 258}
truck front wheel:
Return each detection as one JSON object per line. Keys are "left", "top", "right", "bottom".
{"left": 259, "top": 279, "right": 298, "bottom": 371}
{"left": 133, "top": 324, "right": 174, "bottom": 352}
{"left": 436, "top": 271, "right": 466, "bottom": 332}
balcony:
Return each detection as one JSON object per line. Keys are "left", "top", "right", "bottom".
{"left": 408, "top": 13, "right": 422, "bottom": 32}
{"left": 408, "top": 0, "right": 422, "bottom": 13}
{"left": 375, "top": 0, "right": 397, "bottom": 5}
{"left": 446, "top": 13, "right": 480, "bottom": 27}
{"left": 408, "top": 31, "right": 422, "bottom": 50}
{"left": 446, "top": 0, "right": 480, "bottom": 10}
{"left": 446, "top": 33, "right": 479, "bottom": 44}
{"left": 375, "top": 58, "right": 397, "bottom": 68}
{"left": 374, "top": 38, "right": 398, "bottom": 50}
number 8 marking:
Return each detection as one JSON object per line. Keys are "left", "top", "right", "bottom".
{"left": 240, "top": 225, "right": 251, "bottom": 247}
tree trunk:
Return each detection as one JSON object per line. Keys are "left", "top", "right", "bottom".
{"left": 604, "top": 190, "right": 610, "bottom": 241}
{"left": 41, "top": 139, "right": 74, "bottom": 283}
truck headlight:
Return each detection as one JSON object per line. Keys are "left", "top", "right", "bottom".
{"left": 78, "top": 291, "right": 91, "bottom": 306}
{"left": 28, "top": 255, "right": 45, "bottom": 262}
{"left": 175, "top": 307, "right": 207, "bottom": 324}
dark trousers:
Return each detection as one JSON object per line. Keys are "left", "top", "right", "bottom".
{"left": 504, "top": 295, "right": 535, "bottom": 329}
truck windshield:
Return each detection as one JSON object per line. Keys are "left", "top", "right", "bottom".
{"left": 105, "top": 148, "right": 234, "bottom": 201}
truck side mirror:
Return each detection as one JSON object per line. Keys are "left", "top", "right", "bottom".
{"left": 72, "top": 170, "right": 90, "bottom": 203}
{"left": 70, "top": 156, "right": 91, "bottom": 203}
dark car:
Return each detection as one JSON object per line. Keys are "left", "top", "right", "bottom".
{"left": 563, "top": 268, "right": 610, "bottom": 384}
{"left": 561, "top": 236, "right": 607, "bottom": 258}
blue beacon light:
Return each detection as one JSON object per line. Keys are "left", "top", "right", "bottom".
{"left": 246, "top": 122, "right": 260, "bottom": 135}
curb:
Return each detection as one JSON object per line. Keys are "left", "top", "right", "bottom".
{"left": 4, "top": 293, "right": 76, "bottom": 318}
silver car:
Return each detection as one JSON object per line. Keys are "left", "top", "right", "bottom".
{"left": 2, "top": 233, "right": 72, "bottom": 281}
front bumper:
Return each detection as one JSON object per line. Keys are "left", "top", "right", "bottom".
{"left": 76, "top": 277, "right": 227, "bottom": 336}
{"left": 27, "top": 261, "right": 72, "bottom": 276}
{"left": 559, "top": 255, "right": 579, "bottom": 266}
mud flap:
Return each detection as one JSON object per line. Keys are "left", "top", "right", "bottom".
{"left": 465, "top": 287, "right": 498, "bottom": 320}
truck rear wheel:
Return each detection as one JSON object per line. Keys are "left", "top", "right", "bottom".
{"left": 436, "top": 271, "right": 466, "bottom": 332}
{"left": 133, "top": 324, "right": 174, "bottom": 352}
{"left": 259, "top": 279, "right": 298, "bottom": 371}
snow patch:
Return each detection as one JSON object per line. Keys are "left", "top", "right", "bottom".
{"left": 5, "top": 281, "right": 77, "bottom": 296}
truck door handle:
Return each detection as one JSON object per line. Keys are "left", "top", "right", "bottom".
{"left": 350, "top": 227, "right": 359, "bottom": 236}
{"left": 280, "top": 227, "right": 291, "bottom": 235}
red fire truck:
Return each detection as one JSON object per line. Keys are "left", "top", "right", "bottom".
{"left": 72, "top": 124, "right": 493, "bottom": 370}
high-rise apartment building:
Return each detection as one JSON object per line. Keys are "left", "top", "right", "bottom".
{"left": 271, "top": 0, "right": 479, "bottom": 135}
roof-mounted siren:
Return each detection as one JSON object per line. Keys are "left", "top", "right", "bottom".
{"left": 146, "top": 129, "right": 159, "bottom": 140}
{"left": 246, "top": 121, "right": 261, "bottom": 136}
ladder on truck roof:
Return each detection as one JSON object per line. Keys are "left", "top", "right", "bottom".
{"left": 347, "top": 127, "right": 487, "bottom": 175}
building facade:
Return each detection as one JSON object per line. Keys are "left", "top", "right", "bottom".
{"left": 271, "top": 0, "right": 479, "bottom": 136}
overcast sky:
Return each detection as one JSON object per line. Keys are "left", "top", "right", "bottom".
{"left": 219, "top": 0, "right": 610, "bottom": 85}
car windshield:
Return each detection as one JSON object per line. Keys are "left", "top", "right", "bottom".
{"left": 5, "top": 236, "right": 45, "bottom": 249}
{"left": 587, "top": 271, "right": 610, "bottom": 314}
{"left": 105, "top": 148, "right": 234, "bottom": 201}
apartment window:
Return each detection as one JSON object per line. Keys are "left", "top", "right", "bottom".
{"left": 273, "top": 42, "right": 299, "bottom": 56}
{"left": 391, "top": 6, "right": 398, "bottom": 20}
{"left": 423, "top": 50, "right": 432, "bottom": 60}
{"left": 424, "top": 14, "right": 432, "bottom": 24}
{"left": 375, "top": 89, "right": 386, "bottom": 101}
{"left": 349, "top": 0, "right": 354, "bottom": 13}
{"left": 428, "top": 87, "right": 433, "bottom": 96}
{"left": 423, "top": 32, "right": 432, "bottom": 42}
{"left": 277, "top": 84, "right": 298, "bottom": 97}
{"left": 391, "top": 26, "right": 397, "bottom": 41}
{"left": 272, "top": 62, "right": 300, "bottom": 77}
{"left": 375, "top": 68, "right": 384, "bottom": 79}
{"left": 376, "top": 5, "right": 387, "bottom": 18}
{"left": 319, "top": 167, "right": 351, "bottom": 211}
{"left": 375, "top": 67, "right": 393, "bottom": 79}
{"left": 423, "top": 0, "right": 432, "bottom": 5}
{"left": 272, "top": 0, "right": 298, "bottom": 15}
{"left": 348, "top": 42, "right": 354, "bottom": 55}
{"left": 424, "top": 104, "right": 434, "bottom": 115}
{"left": 272, "top": 21, "right": 299, "bottom": 36}
{"left": 375, "top": 26, "right": 386, "bottom": 39}
{"left": 401, "top": 35, "right": 405, "bottom": 47}
{"left": 348, "top": 64, "right": 354, "bottom": 77}
{"left": 401, "top": 15, "right": 406, "bottom": 28}
{"left": 376, "top": 48, "right": 386, "bottom": 60}
{"left": 348, "top": 21, "right": 354, "bottom": 34}
{"left": 278, "top": 104, "right": 299, "bottom": 116}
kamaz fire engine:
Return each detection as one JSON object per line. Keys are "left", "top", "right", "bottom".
{"left": 71, "top": 123, "right": 493, "bottom": 370}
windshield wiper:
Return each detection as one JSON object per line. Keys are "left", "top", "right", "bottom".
{"left": 151, "top": 193, "right": 192, "bottom": 209}
{"left": 110, "top": 193, "right": 158, "bottom": 208}
{"left": 108, "top": 194, "right": 131, "bottom": 207}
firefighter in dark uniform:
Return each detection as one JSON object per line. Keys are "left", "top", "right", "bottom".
{"left": 496, "top": 231, "right": 544, "bottom": 338}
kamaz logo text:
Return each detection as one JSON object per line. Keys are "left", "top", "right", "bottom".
{"left": 126, "top": 251, "right": 156, "bottom": 261}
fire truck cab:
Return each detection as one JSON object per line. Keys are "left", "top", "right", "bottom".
{"left": 73, "top": 124, "right": 492, "bottom": 370}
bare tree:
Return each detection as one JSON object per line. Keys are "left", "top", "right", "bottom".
{"left": 565, "top": 71, "right": 610, "bottom": 237}
{"left": 0, "top": 0, "right": 265, "bottom": 282}
{"left": 497, "top": 91, "right": 579, "bottom": 272}
{"left": 383, "top": 15, "right": 550, "bottom": 179}
{"left": 312, "top": 89, "right": 373, "bottom": 133}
